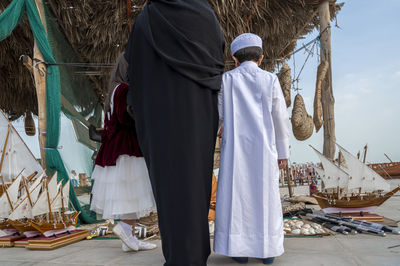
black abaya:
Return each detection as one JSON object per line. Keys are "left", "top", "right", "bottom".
{"left": 124, "top": 1, "right": 225, "bottom": 265}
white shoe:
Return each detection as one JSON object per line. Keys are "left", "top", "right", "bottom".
{"left": 122, "top": 243, "right": 134, "bottom": 252}
{"left": 137, "top": 239, "right": 157, "bottom": 251}
{"left": 113, "top": 223, "right": 139, "bottom": 251}
{"left": 209, "top": 221, "right": 215, "bottom": 236}
{"left": 121, "top": 238, "right": 157, "bottom": 251}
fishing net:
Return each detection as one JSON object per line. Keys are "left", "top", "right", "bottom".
{"left": 313, "top": 60, "right": 328, "bottom": 132}
{"left": 44, "top": 4, "right": 102, "bottom": 224}
{"left": 0, "top": 0, "right": 102, "bottom": 224}
{"left": 291, "top": 94, "right": 314, "bottom": 141}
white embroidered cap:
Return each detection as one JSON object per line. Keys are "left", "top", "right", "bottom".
{"left": 230, "top": 33, "right": 262, "bottom": 56}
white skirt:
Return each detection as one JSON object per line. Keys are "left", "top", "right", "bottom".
{"left": 90, "top": 155, "right": 156, "bottom": 220}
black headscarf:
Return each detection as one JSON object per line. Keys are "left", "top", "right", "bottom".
{"left": 105, "top": 53, "right": 128, "bottom": 112}
{"left": 125, "top": 0, "right": 225, "bottom": 90}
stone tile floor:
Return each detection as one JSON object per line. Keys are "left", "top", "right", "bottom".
{"left": 1, "top": 184, "right": 399, "bottom": 266}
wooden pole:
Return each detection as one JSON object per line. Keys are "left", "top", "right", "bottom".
{"left": 33, "top": 0, "right": 48, "bottom": 169}
{"left": 0, "top": 175, "right": 13, "bottom": 211}
{"left": 45, "top": 180, "right": 53, "bottom": 220}
{"left": 362, "top": 144, "right": 368, "bottom": 163}
{"left": 286, "top": 164, "right": 293, "bottom": 197}
{"left": 23, "top": 177, "right": 33, "bottom": 207}
{"left": 0, "top": 126, "right": 10, "bottom": 173}
{"left": 384, "top": 153, "right": 393, "bottom": 163}
{"left": 319, "top": 0, "right": 336, "bottom": 159}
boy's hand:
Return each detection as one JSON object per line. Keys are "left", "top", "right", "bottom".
{"left": 278, "top": 159, "right": 288, "bottom": 169}
{"left": 218, "top": 124, "right": 224, "bottom": 138}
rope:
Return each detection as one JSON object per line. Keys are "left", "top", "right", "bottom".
{"left": 292, "top": 39, "right": 318, "bottom": 92}
{"left": 24, "top": 26, "right": 332, "bottom": 69}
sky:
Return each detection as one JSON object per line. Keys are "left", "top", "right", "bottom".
{"left": 13, "top": 0, "right": 400, "bottom": 165}
{"left": 285, "top": 0, "right": 400, "bottom": 164}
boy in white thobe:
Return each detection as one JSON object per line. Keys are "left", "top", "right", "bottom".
{"left": 214, "top": 33, "right": 290, "bottom": 264}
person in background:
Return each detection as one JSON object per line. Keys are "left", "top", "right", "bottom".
{"left": 70, "top": 170, "right": 79, "bottom": 187}
{"left": 208, "top": 173, "right": 219, "bottom": 236}
{"left": 309, "top": 178, "right": 317, "bottom": 196}
{"left": 90, "top": 55, "right": 156, "bottom": 253}
{"left": 214, "top": 33, "right": 290, "bottom": 264}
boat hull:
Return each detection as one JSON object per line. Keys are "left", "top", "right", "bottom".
{"left": 8, "top": 219, "right": 38, "bottom": 233}
{"left": 0, "top": 220, "right": 13, "bottom": 230}
{"left": 313, "top": 187, "right": 400, "bottom": 213}
{"left": 320, "top": 206, "right": 378, "bottom": 214}
{"left": 29, "top": 212, "right": 79, "bottom": 235}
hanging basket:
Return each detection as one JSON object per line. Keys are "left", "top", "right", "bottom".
{"left": 24, "top": 112, "right": 36, "bottom": 136}
{"left": 277, "top": 62, "right": 291, "bottom": 108}
{"left": 313, "top": 61, "right": 329, "bottom": 132}
{"left": 292, "top": 94, "right": 314, "bottom": 141}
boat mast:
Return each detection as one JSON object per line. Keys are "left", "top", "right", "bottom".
{"left": 23, "top": 177, "right": 33, "bottom": 207}
{"left": 0, "top": 127, "right": 13, "bottom": 211}
{"left": 362, "top": 144, "right": 368, "bottom": 164}
{"left": 45, "top": 180, "right": 53, "bottom": 220}
{"left": 384, "top": 153, "right": 393, "bottom": 163}
{"left": 0, "top": 125, "right": 10, "bottom": 173}
{"left": 0, "top": 175, "right": 13, "bottom": 211}
{"left": 60, "top": 183, "right": 65, "bottom": 213}
{"left": 22, "top": 171, "right": 38, "bottom": 190}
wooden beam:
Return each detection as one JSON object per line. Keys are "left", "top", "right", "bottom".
{"left": 60, "top": 95, "right": 91, "bottom": 128}
{"left": 22, "top": 55, "right": 92, "bottom": 129}
{"left": 319, "top": 0, "right": 336, "bottom": 159}
{"left": 384, "top": 153, "right": 393, "bottom": 163}
{"left": 33, "top": 0, "right": 48, "bottom": 169}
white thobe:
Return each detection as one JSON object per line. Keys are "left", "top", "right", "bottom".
{"left": 214, "top": 61, "right": 290, "bottom": 258}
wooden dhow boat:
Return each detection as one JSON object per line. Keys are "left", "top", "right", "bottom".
{"left": 368, "top": 162, "right": 400, "bottom": 178}
{"left": 0, "top": 110, "right": 43, "bottom": 185}
{"left": 0, "top": 171, "right": 44, "bottom": 230}
{"left": 0, "top": 171, "right": 24, "bottom": 230}
{"left": 27, "top": 172, "right": 79, "bottom": 236}
{"left": 7, "top": 172, "right": 45, "bottom": 235}
{"left": 311, "top": 144, "right": 400, "bottom": 214}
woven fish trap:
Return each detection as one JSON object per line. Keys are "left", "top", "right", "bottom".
{"left": 313, "top": 61, "right": 329, "bottom": 132}
{"left": 277, "top": 62, "right": 292, "bottom": 108}
{"left": 292, "top": 94, "right": 314, "bottom": 141}
{"left": 24, "top": 112, "right": 36, "bottom": 136}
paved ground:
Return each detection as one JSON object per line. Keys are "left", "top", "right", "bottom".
{"left": 1, "top": 183, "right": 399, "bottom": 265}
{"left": 0, "top": 232, "right": 399, "bottom": 266}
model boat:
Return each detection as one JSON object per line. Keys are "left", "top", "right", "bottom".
{"left": 6, "top": 172, "right": 45, "bottom": 234}
{"left": 0, "top": 171, "right": 23, "bottom": 230}
{"left": 0, "top": 110, "right": 43, "bottom": 184}
{"left": 28, "top": 172, "right": 79, "bottom": 236}
{"left": 311, "top": 144, "right": 400, "bottom": 213}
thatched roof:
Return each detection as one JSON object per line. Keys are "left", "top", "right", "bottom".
{"left": 0, "top": 0, "right": 342, "bottom": 118}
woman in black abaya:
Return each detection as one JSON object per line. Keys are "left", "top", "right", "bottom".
{"left": 124, "top": 0, "right": 225, "bottom": 265}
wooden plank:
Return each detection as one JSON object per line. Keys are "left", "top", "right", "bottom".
{"left": 33, "top": 0, "right": 48, "bottom": 169}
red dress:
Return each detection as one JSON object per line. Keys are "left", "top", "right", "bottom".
{"left": 90, "top": 82, "right": 156, "bottom": 220}
{"left": 95, "top": 82, "right": 142, "bottom": 167}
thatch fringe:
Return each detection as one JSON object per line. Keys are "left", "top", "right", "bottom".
{"left": 0, "top": 1, "right": 36, "bottom": 118}
{"left": 0, "top": 0, "right": 342, "bottom": 117}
